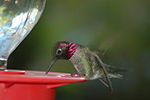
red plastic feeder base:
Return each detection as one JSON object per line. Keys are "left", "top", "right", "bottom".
{"left": 0, "top": 70, "right": 86, "bottom": 100}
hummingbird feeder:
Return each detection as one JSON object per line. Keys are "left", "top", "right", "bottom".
{"left": 0, "top": 0, "right": 86, "bottom": 100}
{"left": 0, "top": 70, "right": 85, "bottom": 100}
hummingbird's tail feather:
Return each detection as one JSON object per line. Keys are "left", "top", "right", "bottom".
{"left": 104, "top": 64, "right": 127, "bottom": 79}
{"left": 108, "top": 73, "right": 123, "bottom": 79}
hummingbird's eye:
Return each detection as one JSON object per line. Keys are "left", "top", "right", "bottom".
{"left": 56, "top": 49, "right": 62, "bottom": 55}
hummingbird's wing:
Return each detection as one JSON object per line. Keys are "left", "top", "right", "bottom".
{"left": 93, "top": 53, "right": 113, "bottom": 92}
{"left": 99, "top": 78, "right": 110, "bottom": 88}
{"left": 104, "top": 64, "right": 128, "bottom": 73}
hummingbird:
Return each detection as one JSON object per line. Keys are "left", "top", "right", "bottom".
{"left": 46, "top": 41, "right": 126, "bottom": 92}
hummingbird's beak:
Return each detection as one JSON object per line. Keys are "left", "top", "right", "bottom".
{"left": 45, "top": 57, "right": 58, "bottom": 74}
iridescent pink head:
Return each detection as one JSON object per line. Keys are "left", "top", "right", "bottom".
{"left": 67, "top": 42, "right": 78, "bottom": 59}
{"left": 54, "top": 41, "right": 78, "bottom": 59}
{"left": 46, "top": 41, "right": 79, "bottom": 74}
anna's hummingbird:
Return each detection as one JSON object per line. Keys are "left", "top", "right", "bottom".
{"left": 46, "top": 41, "right": 126, "bottom": 92}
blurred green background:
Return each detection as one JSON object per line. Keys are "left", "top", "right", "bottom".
{"left": 8, "top": 0, "right": 150, "bottom": 100}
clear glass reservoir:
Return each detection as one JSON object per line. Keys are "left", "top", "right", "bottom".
{"left": 0, "top": 0, "right": 46, "bottom": 69}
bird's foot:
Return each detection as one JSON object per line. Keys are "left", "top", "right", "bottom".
{"left": 71, "top": 73, "right": 85, "bottom": 77}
